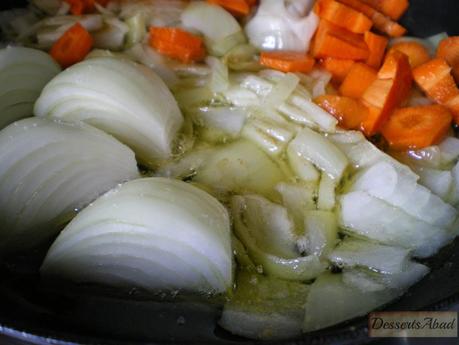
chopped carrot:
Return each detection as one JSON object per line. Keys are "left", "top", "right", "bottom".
{"left": 337, "top": 0, "right": 406, "bottom": 37}
{"left": 425, "top": 75, "right": 459, "bottom": 104}
{"left": 381, "top": 105, "right": 452, "bottom": 150}
{"left": 412, "top": 58, "right": 452, "bottom": 91}
{"left": 436, "top": 36, "right": 459, "bottom": 81}
{"left": 319, "top": 57, "right": 355, "bottom": 83}
{"left": 390, "top": 41, "right": 430, "bottom": 68}
{"left": 413, "top": 58, "right": 459, "bottom": 123}
{"left": 445, "top": 95, "right": 459, "bottom": 124}
{"left": 314, "top": 0, "right": 372, "bottom": 34}
{"left": 259, "top": 51, "right": 315, "bottom": 73}
{"left": 315, "top": 94, "right": 369, "bottom": 129}
{"left": 50, "top": 23, "right": 93, "bottom": 68}
{"left": 361, "top": 50, "right": 412, "bottom": 136}
{"left": 339, "top": 62, "right": 377, "bottom": 98}
{"left": 311, "top": 20, "right": 369, "bottom": 61}
{"left": 364, "top": 31, "right": 388, "bottom": 68}
{"left": 149, "top": 27, "right": 206, "bottom": 63}
{"left": 207, "top": 0, "right": 250, "bottom": 17}
{"left": 359, "top": 0, "right": 409, "bottom": 20}
{"left": 65, "top": 0, "right": 97, "bottom": 15}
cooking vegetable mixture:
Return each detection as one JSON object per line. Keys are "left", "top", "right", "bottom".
{"left": 1, "top": 0, "right": 459, "bottom": 340}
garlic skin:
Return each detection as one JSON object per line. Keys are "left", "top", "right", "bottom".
{"left": 245, "top": 0, "right": 319, "bottom": 52}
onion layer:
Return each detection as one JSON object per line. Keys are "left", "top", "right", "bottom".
{"left": 34, "top": 57, "right": 183, "bottom": 167}
{"left": 0, "top": 117, "right": 139, "bottom": 254}
{"left": 41, "top": 177, "right": 233, "bottom": 294}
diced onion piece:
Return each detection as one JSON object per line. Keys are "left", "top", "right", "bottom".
{"left": 0, "top": 118, "right": 139, "bottom": 254}
{"left": 125, "top": 13, "right": 146, "bottom": 48}
{"left": 338, "top": 191, "right": 454, "bottom": 258}
{"left": 275, "top": 182, "right": 317, "bottom": 230}
{"left": 206, "top": 56, "right": 229, "bottom": 93}
{"left": 298, "top": 210, "right": 338, "bottom": 258}
{"left": 263, "top": 72, "right": 299, "bottom": 109}
{"left": 219, "top": 271, "right": 309, "bottom": 340}
{"left": 439, "top": 137, "right": 459, "bottom": 166}
{"left": 181, "top": 1, "right": 245, "bottom": 56}
{"left": 317, "top": 173, "right": 335, "bottom": 211}
{"left": 0, "top": 46, "right": 60, "bottom": 129}
{"left": 232, "top": 195, "right": 327, "bottom": 281}
{"left": 41, "top": 177, "right": 232, "bottom": 294}
{"left": 349, "top": 161, "right": 457, "bottom": 229}
{"left": 193, "top": 140, "right": 285, "bottom": 197}
{"left": 329, "top": 238, "right": 410, "bottom": 274}
{"left": 289, "top": 127, "right": 348, "bottom": 181}
{"left": 34, "top": 57, "right": 183, "bottom": 167}
{"left": 194, "top": 106, "right": 246, "bottom": 136}
{"left": 93, "top": 17, "right": 129, "bottom": 51}
{"left": 287, "top": 145, "right": 320, "bottom": 182}
{"left": 242, "top": 117, "right": 295, "bottom": 156}
{"left": 303, "top": 273, "right": 399, "bottom": 332}
{"left": 342, "top": 262, "right": 429, "bottom": 292}
{"left": 288, "top": 96, "right": 337, "bottom": 132}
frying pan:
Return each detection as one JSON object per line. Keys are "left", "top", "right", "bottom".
{"left": 1, "top": 1, "right": 459, "bottom": 344}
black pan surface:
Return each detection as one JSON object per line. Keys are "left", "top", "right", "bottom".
{"left": 1, "top": 1, "right": 459, "bottom": 344}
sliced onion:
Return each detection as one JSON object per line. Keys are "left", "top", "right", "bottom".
{"left": 41, "top": 177, "right": 232, "bottom": 294}
{"left": 93, "top": 17, "right": 129, "bottom": 51}
{"left": 303, "top": 273, "right": 400, "bottom": 332}
{"left": 0, "top": 118, "right": 139, "bottom": 254}
{"left": 338, "top": 191, "right": 454, "bottom": 258}
{"left": 348, "top": 161, "right": 457, "bottom": 229}
{"left": 181, "top": 1, "right": 245, "bottom": 56}
{"left": 232, "top": 195, "right": 327, "bottom": 281}
{"left": 193, "top": 139, "right": 285, "bottom": 197}
{"left": 34, "top": 57, "right": 183, "bottom": 167}
{"left": 219, "top": 271, "right": 309, "bottom": 340}
{"left": 0, "top": 46, "right": 60, "bottom": 129}
{"left": 289, "top": 127, "right": 348, "bottom": 181}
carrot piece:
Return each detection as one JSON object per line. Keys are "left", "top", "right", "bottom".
{"left": 149, "top": 27, "right": 206, "bottom": 63}
{"left": 390, "top": 41, "right": 430, "bottom": 69}
{"left": 364, "top": 31, "right": 388, "bottom": 68}
{"left": 445, "top": 95, "right": 459, "bottom": 124}
{"left": 381, "top": 105, "right": 452, "bottom": 150}
{"left": 412, "top": 58, "right": 452, "bottom": 91}
{"left": 315, "top": 0, "right": 372, "bottom": 34}
{"left": 259, "top": 51, "right": 315, "bottom": 73}
{"left": 50, "top": 23, "right": 93, "bottom": 68}
{"left": 311, "top": 20, "right": 369, "bottom": 61}
{"left": 359, "top": 0, "right": 409, "bottom": 20}
{"left": 319, "top": 57, "right": 355, "bottom": 83}
{"left": 339, "top": 62, "right": 377, "bottom": 98}
{"left": 361, "top": 50, "right": 412, "bottom": 136}
{"left": 65, "top": 0, "right": 96, "bottom": 15}
{"left": 337, "top": 0, "right": 406, "bottom": 37}
{"left": 315, "top": 94, "right": 369, "bottom": 129}
{"left": 426, "top": 75, "right": 459, "bottom": 104}
{"left": 207, "top": 0, "right": 250, "bottom": 17}
{"left": 436, "top": 36, "right": 459, "bottom": 81}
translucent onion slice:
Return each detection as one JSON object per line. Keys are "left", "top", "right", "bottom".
{"left": 0, "top": 118, "right": 139, "bottom": 254}
{"left": 0, "top": 46, "right": 60, "bottom": 129}
{"left": 219, "top": 271, "right": 310, "bottom": 340}
{"left": 41, "top": 177, "right": 232, "bottom": 294}
{"left": 34, "top": 57, "right": 183, "bottom": 167}
{"left": 232, "top": 195, "right": 327, "bottom": 281}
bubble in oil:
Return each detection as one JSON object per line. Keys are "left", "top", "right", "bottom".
{"left": 176, "top": 316, "right": 186, "bottom": 325}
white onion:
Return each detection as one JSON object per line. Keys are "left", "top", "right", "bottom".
{"left": 0, "top": 46, "right": 60, "bottom": 129}
{"left": 181, "top": 1, "right": 245, "bottom": 56}
{"left": 0, "top": 117, "right": 139, "bottom": 254}
{"left": 245, "top": 0, "right": 319, "bottom": 52}
{"left": 338, "top": 191, "right": 454, "bottom": 258}
{"left": 41, "top": 177, "right": 232, "bottom": 294}
{"left": 34, "top": 57, "right": 184, "bottom": 167}
{"left": 219, "top": 271, "right": 309, "bottom": 340}
{"left": 289, "top": 127, "right": 348, "bottom": 181}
